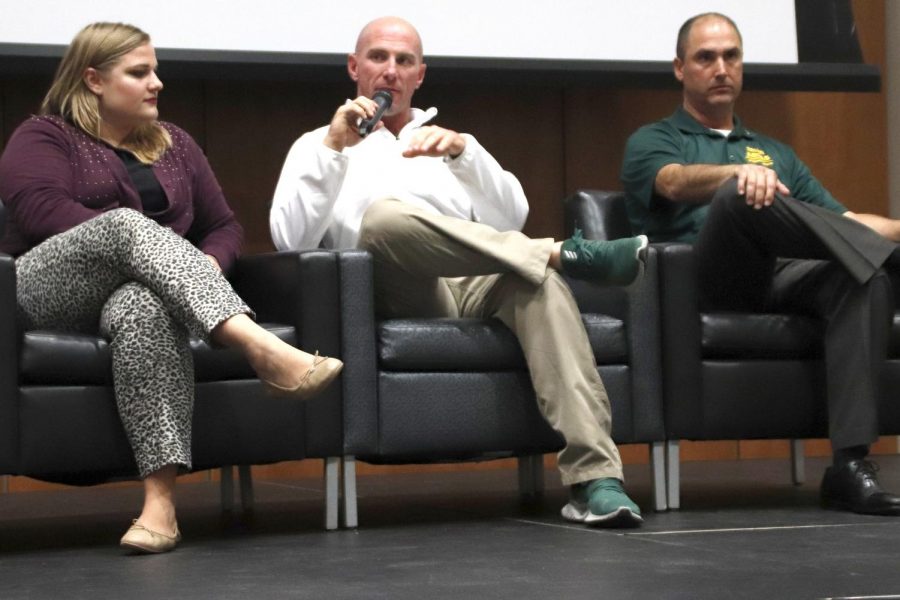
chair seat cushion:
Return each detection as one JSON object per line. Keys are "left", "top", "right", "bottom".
{"left": 20, "top": 324, "right": 295, "bottom": 385}
{"left": 378, "top": 315, "right": 627, "bottom": 371}
{"left": 701, "top": 312, "right": 823, "bottom": 359}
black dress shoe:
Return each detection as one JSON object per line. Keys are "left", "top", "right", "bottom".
{"left": 820, "top": 459, "right": 900, "bottom": 516}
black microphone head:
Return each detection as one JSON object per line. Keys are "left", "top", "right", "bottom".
{"left": 359, "top": 91, "right": 394, "bottom": 137}
{"left": 373, "top": 90, "right": 393, "bottom": 108}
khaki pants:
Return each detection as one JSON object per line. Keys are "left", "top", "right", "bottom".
{"left": 358, "top": 198, "right": 623, "bottom": 484}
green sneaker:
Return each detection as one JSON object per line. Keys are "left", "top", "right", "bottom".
{"left": 561, "top": 478, "right": 643, "bottom": 528}
{"left": 560, "top": 229, "right": 648, "bottom": 286}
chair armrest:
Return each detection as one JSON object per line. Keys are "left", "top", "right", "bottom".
{"left": 0, "top": 253, "right": 19, "bottom": 469}
{"left": 232, "top": 249, "right": 378, "bottom": 456}
{"left": 623, "top": 247, "right": 664, "bottom": 441}
{"left": 657, "top": 243, "right": 704, "bottom": 436}
{"left": 230, "top": 251, "right": 309, "bottom": 326}
{"left": 0, "top": 254, "right": 16, "bottom": 368}
{"left": 231, "top": 249, "right": 351, "bottom": 358}
{"left": 562, "top": 190, "right": 665, "bottom": 441}
{"left": 335, "top": 250, "right": 379, "bottom": 455}
{"left": 566, "top": 247, "right": 664, "bottom": 442}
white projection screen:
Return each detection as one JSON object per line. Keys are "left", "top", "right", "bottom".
{"left": 0, "top": 0, "right": 798, "bottom": 64}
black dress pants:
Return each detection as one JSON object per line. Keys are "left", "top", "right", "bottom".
{"left": 693, "top": 179, "right": 896, "bottom": 450}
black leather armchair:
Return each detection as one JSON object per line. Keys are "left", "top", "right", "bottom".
{"left": 335, "top": 192, "right": 668, "bottom": 526}
{"left": 658, "top": 243, "right": 829, "bottom": 507}
{"left": 569, "top": 190, "right": 839, "bottom": 509}
{"left": 0, "top": 199, "right": 353, "bottom": 529}
{"left": 879, "top": 276, "right": 900, "bottom": 441}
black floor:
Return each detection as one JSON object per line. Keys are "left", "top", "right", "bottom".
{"left": 1, "top": 456, "right": 900, "bottom": 599}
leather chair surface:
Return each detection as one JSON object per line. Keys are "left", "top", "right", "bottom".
{"left": 21, "top": 325, "right": 296, "bottom": 384}
{"left": 378, "top": 314, "right": 627, "bottom": 371}
{"left": 700, "top": 312, "right": 823, "bottom": 359}
{"left": 658, "top": 241, "right": 828, "bottom": 441}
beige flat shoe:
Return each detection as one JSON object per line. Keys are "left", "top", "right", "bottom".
{"left": 263, "top": 351, "right": 343, "bottom": 400}
{"left": 120, "top": 520, "right": 181, "bottom": 554}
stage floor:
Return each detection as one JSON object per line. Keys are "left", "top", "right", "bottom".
{"left": 0, "top": 455, "right": 899, "bottom": 599}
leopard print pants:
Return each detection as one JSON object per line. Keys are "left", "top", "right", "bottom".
{"left": 15, "top": 208, "right": 251, "bottom": 477}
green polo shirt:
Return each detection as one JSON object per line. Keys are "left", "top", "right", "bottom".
{"left": 620, "top": 106, "right": 847, "bottom": 243}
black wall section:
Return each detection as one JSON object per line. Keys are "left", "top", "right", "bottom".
{"left": 796, "top": 0, "right": 864, "bottom": 63}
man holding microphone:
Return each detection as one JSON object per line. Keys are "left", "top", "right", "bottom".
{"left": 270, "top": 16, "right": 647, "bottom": 526}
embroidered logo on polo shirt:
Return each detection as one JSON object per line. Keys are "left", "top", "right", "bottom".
{"left": 745, "top": 147, "right": 774, "bottom": 167}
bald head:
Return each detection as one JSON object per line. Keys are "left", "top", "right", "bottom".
{"left": 676, "top": 12, "right": 742, "bottom": 60}
{"left": 356, "top": 16, "right": 423, "bottom": 59}
{"left": 348, "top": 16, "right": 427, "bottom": 132}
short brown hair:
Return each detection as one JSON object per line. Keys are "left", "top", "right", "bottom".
{"left": 676, "top": 13, "right": 742, "bottom": 60}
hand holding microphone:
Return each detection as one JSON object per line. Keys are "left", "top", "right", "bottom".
{"left": 323, "top": 92, "right": 393, "bottom": 152}
{"left": 358, "top": 90, "right": 393, "bottom": 137}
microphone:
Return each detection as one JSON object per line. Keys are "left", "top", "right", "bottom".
{"left": 358, "top": 90, "right": 393, "bottom": 137}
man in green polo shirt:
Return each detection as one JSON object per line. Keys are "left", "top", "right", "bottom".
{"left": 622, "top": 106, "right": 848, "bottom": 244}
{"left": 621, "top": 12, "right": 900, "bottom": 516}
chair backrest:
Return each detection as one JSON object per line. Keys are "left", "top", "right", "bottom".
{"left": 563, "top": 190, "right": 633, "bottom": 240}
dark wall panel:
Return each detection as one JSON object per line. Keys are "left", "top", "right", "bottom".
{"left": 564, "top": 88, "right": 682, "bottom": 195}
{"left": 413, "top": 83, "right": 565, "bottom": 240}
{"left": 2, "top": 77, "right": 51, "bottom": 146}
{"left": 205, "top": 80, "right": 349, "bottom": 254}
{"left": 157, "top": 79, "right": 206, "bottom": 148}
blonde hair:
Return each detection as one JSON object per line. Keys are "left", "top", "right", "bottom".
{"left": 40, "top": 22, "right": 171, "bottom": 163}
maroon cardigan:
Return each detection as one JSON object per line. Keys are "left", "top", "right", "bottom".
{"left": 0, "top": 115, "right": 242, "bottom": 271}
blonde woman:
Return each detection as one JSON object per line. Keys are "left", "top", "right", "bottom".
{"left": 0, "top": 22, "right": 342, "bottom": 553}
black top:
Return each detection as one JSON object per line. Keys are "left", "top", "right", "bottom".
{"left": 114, "top": 148, "right": 167, "bottom": 214}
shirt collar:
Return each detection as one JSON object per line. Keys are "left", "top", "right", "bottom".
{"left": 369, "top": 107, "right": 439, "bottom": 141}
{"left": 398, "top": 107, "right": 438, "bottom": 137}
{"left": 671, "top": 105, "right": 754, "bottom": 140}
